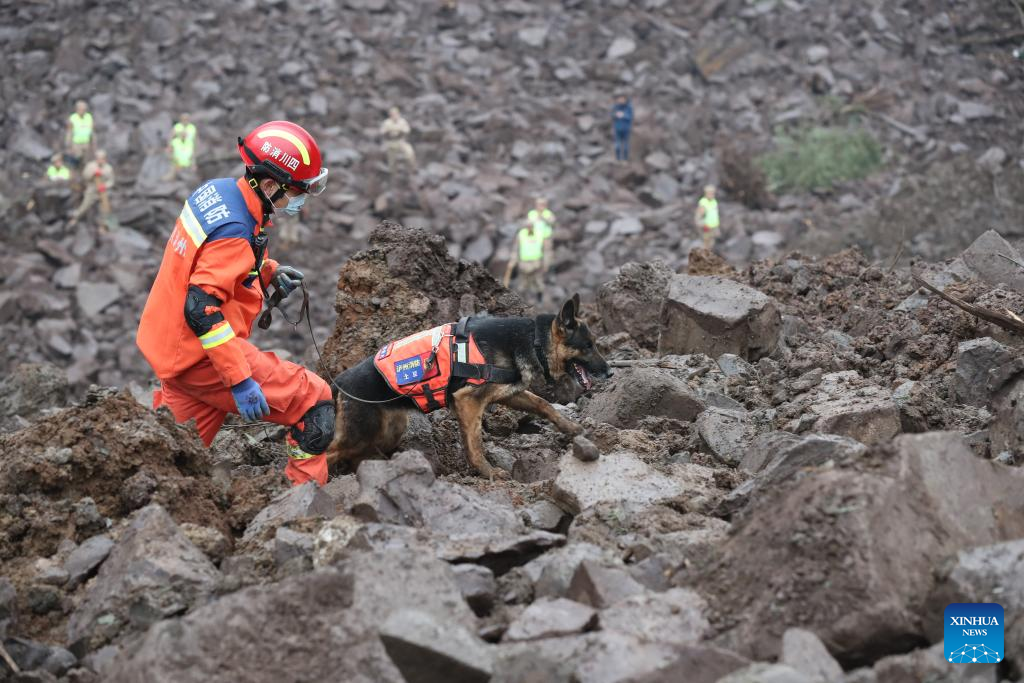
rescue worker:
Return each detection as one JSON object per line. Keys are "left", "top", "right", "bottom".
{"left": 46, "top": 154, "right": 70, "bottom": 182}
{"left": 380, "top": 107, "right": 416, "bottom": 174}
{"left": 612, "top": 94, "right": 633, "bottom": 162}
{"left": 503, "top": 198, "right": 554, "bottom": 305}
{"left": 174, "top": 113, "right": 198, "bottom": 145}
{"left": 164, "top": 121, "right": 197, "bottom": 181}
{"left": 136, "top": 121, "right": 334, "bottom": 487}
{"left": 68, "top": 149, "right": 114, "bottom": 230}
{"left": 694, "top": 184, "right": 720, "bottom": 250}
{"left": 64, "top": 100, "right": 95, "bottom": 176}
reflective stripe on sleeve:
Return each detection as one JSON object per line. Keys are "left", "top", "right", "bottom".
{"left": 198, "top": 323, "right": 236, "bottom": 349}
{"left": 178, "top": 201, "right": 206, "bottom": 247}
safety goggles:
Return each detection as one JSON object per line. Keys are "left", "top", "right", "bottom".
{"left": 295, "top": 167, "right": 329, "bottom": 196}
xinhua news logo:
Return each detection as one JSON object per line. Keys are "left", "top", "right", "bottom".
{"left": 944, "top": 603, "right": 1004, "bottom": 664}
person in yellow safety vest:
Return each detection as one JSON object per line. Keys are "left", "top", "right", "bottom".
{"left": 694, "top": 184, "right": 720, "bottom": 251}
{"left": 64, "top": 100, "right": 95, "bottom": 176}
{"left": 46, "top": 154, "right": 70, "bottom": 182}
{"left": 503, "top": 198, "right": 555, "bottom": 305}
{"left": 173, "top": 113, "right": 197, "bottom": 144}
{"left": 164, "top": 118, "right": 197, "bottom": 181}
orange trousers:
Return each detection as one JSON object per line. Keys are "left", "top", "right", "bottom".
{"left": 155, "top": 338, "right": 331, "bottom": 486}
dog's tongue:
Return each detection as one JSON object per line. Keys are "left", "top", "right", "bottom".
{"left": 575, "top": 363, "right": 592, "bottom": 390}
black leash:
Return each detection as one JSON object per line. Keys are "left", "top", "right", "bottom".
{"left": 263, "top": 282, "right": 407, "bottom": 405}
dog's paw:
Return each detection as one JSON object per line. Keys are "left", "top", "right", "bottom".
{"left": 487, "top": 467, "right": 511, "bottom": 481}
{"left": 563, "top": 421, "right": 585, "bottom": 436}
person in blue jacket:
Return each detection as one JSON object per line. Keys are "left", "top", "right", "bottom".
{"left": 612, "top": 95, "right": 633, "bottom": 161}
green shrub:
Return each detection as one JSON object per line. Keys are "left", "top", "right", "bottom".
{"left": 758, "top": 126, "right": 882, "bottom": 192}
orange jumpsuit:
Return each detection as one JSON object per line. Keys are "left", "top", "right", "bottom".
{"left": 137, "top": 177, "right": 329, "bottom": 485}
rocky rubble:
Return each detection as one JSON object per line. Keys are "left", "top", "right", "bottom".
{"left": 3, "top": 222, "right": 1024, "bottom": 681}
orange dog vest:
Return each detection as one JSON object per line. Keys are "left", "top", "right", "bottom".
{"left": 373, "top": 319, "right": 518, "bottom": 412}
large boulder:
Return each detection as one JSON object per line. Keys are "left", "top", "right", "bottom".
{"left": 0, "top": 362, "right": 68, "bottom": 428}
{"left": 696, "top": 432, "right": 1024, "bottom": 666}
{"left": 108, "top": 549, "right": 476, "bottom": 683}
{"left": 242, "top": 481, "right": 336, "bottom": 542}
{"left": 597, "top": 261, "right": 674, "bottom": 350}
{"left": 798, "top": 371, "right": 900, "bottom": 445}
{"left": 552, "top": 451, "right": 684, "bottom": 515}
{"left": 657, "top": 275, "right": 781, "bottom": 361}
{"left": 953, "top": 337, "right": 1018, "bottom": 407}
{"left": 719, "top": 432, "right": 866, "bottom": 518}
{"left": 927, "top": 539, "right": 1024, "bottom": 675}
{"left": 67, "top": 505, "right": 221, "bottom": 654}
{"left": 959, "top": 229, "right": 1024, "bottom": 291}
{"left": 582, "top": 366, "right": 705, "bottom": 429}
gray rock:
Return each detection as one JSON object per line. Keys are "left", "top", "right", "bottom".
{"left": 380, "top": 609, "right": 493, "bottom": 683}
{"left": 9, "top": 125, "right": 52, "bottom": 161}
{"left": 781, "top": 628, "right": 844, "bottom": 682}
{"left": 696, "top": 407, "right": 757, "bottom": 467}
{"left": 351, "top": 451, "right": 523, "bottom": 537}
{"left": 597, "top": 261, "right": 674, "bottom": 350}
{"left": 504, "top": 597, "right": 597, "bottom": 641}
{"left": 606, "top": 36, "right": 637, "bottom": 59}
{"left": 517, "top": 26, "right": 548, "bottom": 48}
{"left": 718, "top": 663, "right": 814, "bottom": 683}
{"left": 0, "top": 581, "right": 14, "bottom": 638}
{"left": 701, "top": 432, "right": 1024, "bottom": 663}
{"left": 957, "top": 101, "right": 996, "bottom": 120}
{"left": 452, "top": 564, "right": 497, "bottom": 615}
{"left": 67, "top": 505, "right": 220, "bottom": 654}
{"left": 717, "top": 354, "right": 755, "bottom": 379}
{"left": 76, "top": 282, "right": 122, "bottom": 318}
{"left": 960, "top": 229, "right": 1024, "bottom": 290}
{"left": 522, "top": 500, "right": 567, "bottom": 531}
{"left": 599, "top": 588, "right": 709, "bottom": 645}
{"left": 179, "top": 523, "right": 230, "bottom": 565}
{"left": 976, "top": 146, "right": 1007, "bottom": 174}
{"left": 868, "top": 642, "right": 996, "bottom": 683}
{"left": 4, "top": 637, "right": 78, "bottom": 676}
{"left": 553, "top": 450, "right": 684, "bottom": 515}
{"left": 243, "top": 481, "right": 335, "bottom": 542}
{"left": 583, "top": 366, "right": 705, "bottom": 429}
{"left": 571, "top": 435, "right": 600, "bottom": 462}
{"left": 954, "top": 337, "right": 1016, "bottom": 407}
{"left": 610, "top": 216, "right": 643, "bottom": 236}
{"left": 108, "top": 549, "right": 475, "bottom": 682}
{"left": 928, "top": 539, "right": 1024, "bottom": 674}
{"left": 722, "top": 432, "right": 866, "bottom": 517}
{"left": 658, "top": 275, "right": 781, "bottom": 361}
{"left": 567, "top": 559, "right": 646, "bottom": 608}
{"left": 805, "top": 372, "right": 900, "bottom": 445}
{"left": 805, "top": 45, "right": 830, "bottom": 63}
{"left": 274, "top": 527, "right": 315, "bottom": 567}
{"left": 524, "top": 542, "right": 617, "bottom": 599}
{"left": 63, "top": 534, "right": 114, "bottom": 588}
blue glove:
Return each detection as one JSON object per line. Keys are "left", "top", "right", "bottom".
{"left": 272, "top": 265, "right": 304, "bottom": 299}
{"left": 231, "top": 378, "right": 270, "bottom": 421}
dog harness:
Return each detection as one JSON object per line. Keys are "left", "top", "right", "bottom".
{"left": 373, "top": 317, "right": 518, "bottom": 412}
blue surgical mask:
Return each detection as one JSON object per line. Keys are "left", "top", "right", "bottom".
{"left": 281, "top": 192, "right": 306, "bottom": 216}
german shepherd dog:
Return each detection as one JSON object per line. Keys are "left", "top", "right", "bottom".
{"left": 324, "top": 295, "right": 610, "bottom": 478}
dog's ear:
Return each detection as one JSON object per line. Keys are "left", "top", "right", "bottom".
{"left": 571, "top": 293, "right": 581, "bottom": 316}
{"left": 557, "top": 297, "right": 579, "bottom": 330}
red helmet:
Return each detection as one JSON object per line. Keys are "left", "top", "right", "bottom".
{"left": 238, "top": 121, "right": 328, "bottom": 195}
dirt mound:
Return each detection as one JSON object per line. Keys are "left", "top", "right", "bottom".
{"left": 322, "top": 220, "right": 527, "bottom": 374}
{"left": 0, "top": 388, "right": 228, "bottom": 563}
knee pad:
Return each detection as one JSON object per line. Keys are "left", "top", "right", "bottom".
{"left": 289, "top": 400, "right": 335, "bottom": 455}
